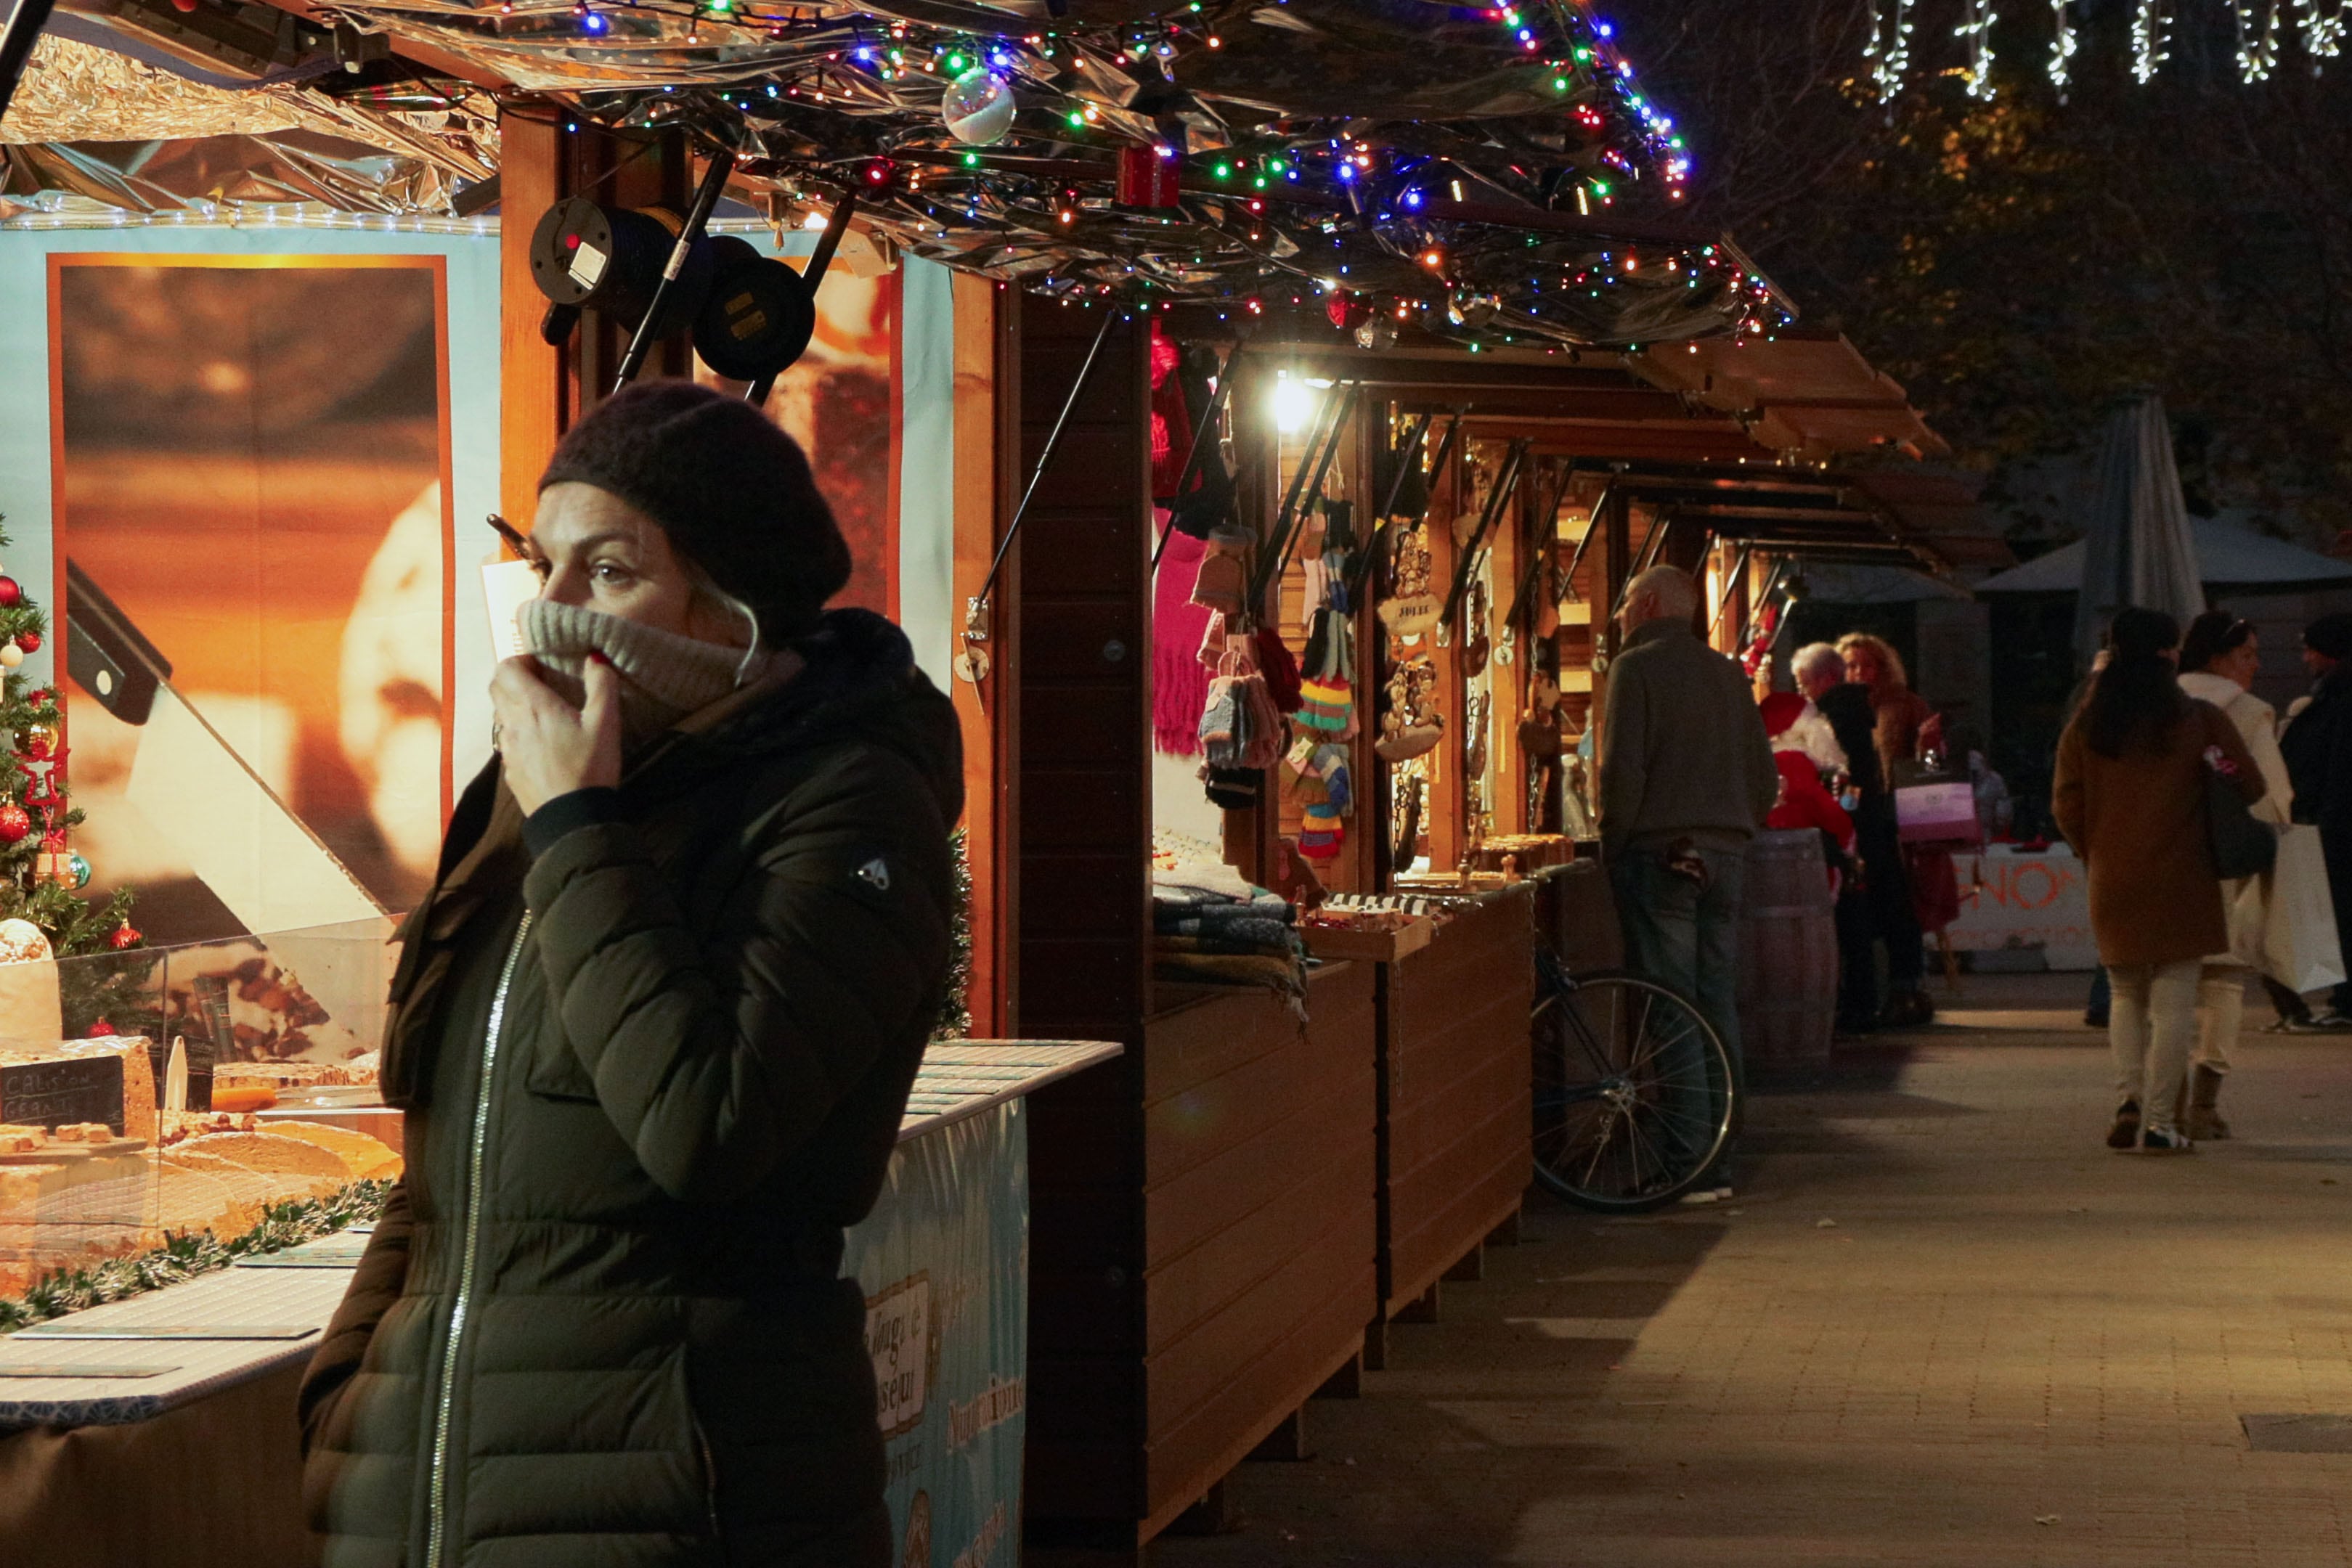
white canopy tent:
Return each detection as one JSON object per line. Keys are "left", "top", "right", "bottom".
{"left": 1978, "top": 514, "right": 2352, "bottom": 596}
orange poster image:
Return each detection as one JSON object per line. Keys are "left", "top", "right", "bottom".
{"left": 52, "top": 256, "right": 453, "bottom": 945}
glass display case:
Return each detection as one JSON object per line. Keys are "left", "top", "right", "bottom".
{"left": 0, "top": 918, "right": 399, "bottom": 1297}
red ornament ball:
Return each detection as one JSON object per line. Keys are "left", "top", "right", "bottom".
{"left": 0, "top": 805, "right": 30, "bottom": 844}
{"left": 109, "top": 923, "right": 142, "bottom": 950}
{"left": 170, "top": 0, "right": 198, "bottom": 12}
{"left": 0, "top": 578, "right": 21, "bottom": 608}
{"left": 90, "top": 1017, "right": 113, "bottom": 1037}
{"left": 14, "top": 632, "right": 38, "bottom": 656}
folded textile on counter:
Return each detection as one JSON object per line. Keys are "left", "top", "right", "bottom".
{"left": 1152, "top": 952, "right": 1309, "bottom": 1017}
{"left": 1158, "top": 914, "right": 1295, "bottom": 948}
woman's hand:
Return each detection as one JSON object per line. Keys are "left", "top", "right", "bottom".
{"left": 492, "top": 653, "right": 622, "bottom": 816}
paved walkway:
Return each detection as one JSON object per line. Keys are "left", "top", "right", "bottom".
{"left": 1160, "top": 974, "right": 2352, "bottom": 1567}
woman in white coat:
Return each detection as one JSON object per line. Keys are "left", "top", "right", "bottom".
{"left": 2178, "top": 611, "right": 2295, "bottom": 1138}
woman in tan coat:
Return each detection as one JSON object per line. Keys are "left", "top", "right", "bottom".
{"left": 2055, "top": 608, "right": 2263, "bottom": 1152}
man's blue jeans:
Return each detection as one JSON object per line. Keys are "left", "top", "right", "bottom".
{"left": 1609, "top": 842, "right": 1749, "bottom": 1166}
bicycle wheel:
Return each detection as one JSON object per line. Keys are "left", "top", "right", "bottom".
{"left": 1531, "top": 966, "right": 1735, "bottom": 1213}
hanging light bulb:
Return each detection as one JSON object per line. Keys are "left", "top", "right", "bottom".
{"left": 1271, "top": 369, "right": 1317, "bottom": 436}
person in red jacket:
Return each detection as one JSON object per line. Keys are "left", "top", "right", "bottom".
{"left": 1759, "top": 691, "right": 1856, "bottom": 894}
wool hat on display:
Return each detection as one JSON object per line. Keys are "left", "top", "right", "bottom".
{"left": 539, "top": 380, "right": 850, "bottom": 642}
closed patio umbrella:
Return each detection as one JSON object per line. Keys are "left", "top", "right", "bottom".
{"left": 2072, "top": 391, "right": 2205, "bottom": 668}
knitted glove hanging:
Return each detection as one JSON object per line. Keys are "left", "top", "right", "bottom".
{"left": 1189, "top": 526, "right": 1253, "bottom": 616}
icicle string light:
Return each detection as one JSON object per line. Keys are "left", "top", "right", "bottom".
{"left": 1863, "top": 0, "right": 1916, "bottom": 99}
{"left": 1957, "top": 0, "right": 1998, "bottom": 98}
{"left": 2048, "top": 0, "right": 2080, "bottom": 92}
{"left": 2133, "top": 0, "right": 2174, "bottom": 82}
{"left": 2295, "top": 0, "right": 2348, "bottom": 57}
{"left": 2231, "top": 0, "right": 2284, "bottom": 80}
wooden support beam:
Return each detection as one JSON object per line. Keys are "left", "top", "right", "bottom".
{"left": 1246, "top": 1406, "right": 1314, "bottom": 1463}
{"left": 951, "top": 275, "right": 1014, "bottom": 1035}
{"left": 498, "top": 110, "right": 566, "bottom": 527}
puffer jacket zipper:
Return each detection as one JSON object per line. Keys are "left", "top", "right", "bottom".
{"left": 691, "top": 1412, "right": 726, "bottom": 1551}
{"left": 423, "top": 912, "right": 534, "bottom": 1568}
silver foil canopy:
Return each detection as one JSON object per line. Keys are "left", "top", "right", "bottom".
{"left": 0, "top": 36, "right": 492, "bottom": 217}
{"left": 1, "top": 1, "right": 1793, "bottom": 346}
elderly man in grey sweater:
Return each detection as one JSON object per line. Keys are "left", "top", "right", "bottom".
{"left": 1600, "top": 565, "right": 1780, "bottom": 1184}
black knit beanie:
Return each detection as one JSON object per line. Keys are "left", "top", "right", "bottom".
{"left": 2306, "top": 613, "right": 2352, "bottom": 663}
{"left": 539, "top": 380, "right": 851, "bottom": 642}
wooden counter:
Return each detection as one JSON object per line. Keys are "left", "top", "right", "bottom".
{"left": 1307, "top": 882, "right": 1535, "bottom": 1362}
{"left": 1025, "top": 960, "right": 1377, "bottom": 1552}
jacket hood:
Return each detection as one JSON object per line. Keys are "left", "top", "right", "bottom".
{"left": 2181, "top": 671, "right": 2265, "bottom": 715}
{"left": 696, "top": 608, "right": 965, "bottom": 826}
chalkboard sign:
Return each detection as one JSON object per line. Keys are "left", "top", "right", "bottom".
{"left": 0, "top": 1053, "right": 126, "bottom": 1133}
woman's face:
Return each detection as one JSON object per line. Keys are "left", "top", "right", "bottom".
{"left": 2218, "top": 634, "right": 2261, "bottom": 690}
{"left": 526, "top": 483, "right": 748, "bottom": 647}
{"left": 1843, "top": 646, "right": 1884, "bottom": 687}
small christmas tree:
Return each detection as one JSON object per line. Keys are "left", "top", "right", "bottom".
{"left": 0, "top": 514, "right": 152, "bottom": 1038}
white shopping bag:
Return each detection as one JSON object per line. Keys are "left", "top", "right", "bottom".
{"left": 1895, "top": 781, "right": 1984, "bottom": 847}
{"left": 2242, "top": 824, "right": 2345, "bottom": 995}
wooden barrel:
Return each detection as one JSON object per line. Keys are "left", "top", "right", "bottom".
{"left": 1735, "top": 828, "right": 1839, "bottom": 1069}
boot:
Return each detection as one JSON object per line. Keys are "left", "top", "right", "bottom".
{"left": 2186, "top": 1064, "right": 2231, "bottom": 1141}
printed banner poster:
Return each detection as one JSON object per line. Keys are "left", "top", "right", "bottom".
{"left": 52, "top": 256, "right": 454, "bottom": 948}
{"left": 847, "top": 1101, "right": 1028, "bottom": 1568}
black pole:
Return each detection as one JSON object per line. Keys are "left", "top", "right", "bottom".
{"left": 1347, "top": 407, "right": 1462, "bottom": 603}
{"left": 1441, "top": 438, "right": 1529, "bottom": 626}
{"left": 0, "top": 0, "right": 57, "bottom": 124}
{"left": 1148, "top": 347, "right": 1243, "bottom": 572}
{"left": 611, "top": 146, "right": 737, "bottom": 395}
{"left": 748, "top": 189, "right": 858, "bottom": 409}
{"left": 1555, "top": 477, "right": 1611, "bottom": 603}
{"left": 1505, "top": 460, "right": 1579, "bottom": 635}
{"left": 1248, "top": 383, "right": 1357, "bottom": 612}
{"left": 968, "top": 304, "right": 1122, "bottom": 624}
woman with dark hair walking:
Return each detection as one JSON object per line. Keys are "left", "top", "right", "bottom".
{"left": 2054, "top": 608, "right": 2263, "bottom": 1153}
{"left": 2178, "top": 611, "right": 2295, "bottom": 1133}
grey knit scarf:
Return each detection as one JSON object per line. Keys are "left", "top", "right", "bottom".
{"left": 518, "top": 599, "right": 765, "bottom": 749}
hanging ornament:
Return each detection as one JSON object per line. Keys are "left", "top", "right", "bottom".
{"left": 0, "top": 577, "right": 20, "bottom": 609}
{"left": 0, "top": 804, "right": 30, "bottom": 844}
{"left": 942, "top": 67, "right": 1017, "bottom": 146}
{"left": 1446, "top": 290, "right": 1502, "bottom": 330}
{"left": 1354, "top": 314, "right": 1399, "bottom": 351}
{"left": 13, "top": 632, "right": 36, "bottom": 657}
{"left": 66, "top": 852, "right": 91, "bottom": 890}
{"left": 20, "top": 725, "right": 50, "bottom": 760}
{"left": 109, "top": 922, "right": 142, "bottom": 950}
{"left": 0, "top": 644, "right": 23, "bottom": 671}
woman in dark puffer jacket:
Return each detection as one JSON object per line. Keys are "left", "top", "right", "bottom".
{"left": 298, "top": 380, "right": 961, "bottom": 1568}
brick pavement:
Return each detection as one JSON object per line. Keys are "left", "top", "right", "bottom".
{"left": 1156, "top": 974, "right": 2352, "bottom": 1568}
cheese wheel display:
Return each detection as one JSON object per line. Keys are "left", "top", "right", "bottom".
{"left": 171, "top": 1131, "right": 349, "bottom": 1185}
{"left": 0, "top": 1151, "right": 156, "bottom": 1293}
{"left": 0, "top": 918, "right": 60, "bottom": 1045}
{"left": 261, "top": 1119, "right": 402, "bottom": 1183}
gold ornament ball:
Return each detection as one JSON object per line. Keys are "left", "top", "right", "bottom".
{"left": 0, "top": 643, "right": 23, "bottom": 670}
